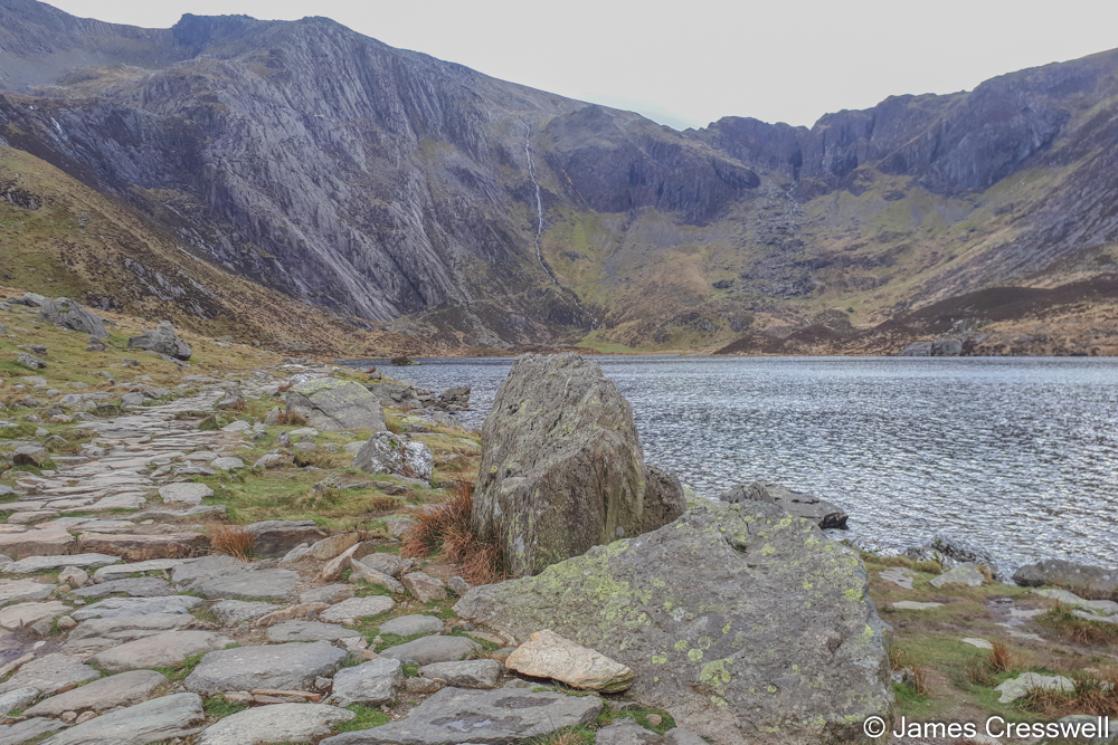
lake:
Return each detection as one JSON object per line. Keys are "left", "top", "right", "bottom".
{"left": 370, "top": 356, "right": 1118, "bottom": 570}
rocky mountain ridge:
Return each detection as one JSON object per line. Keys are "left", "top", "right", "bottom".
{"left": 2, "top": 0, "right": 1117, "bottom": 352}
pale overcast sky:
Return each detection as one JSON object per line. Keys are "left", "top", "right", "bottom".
{"left": 45, "top": 0, "right": 1118, "bottom": 129}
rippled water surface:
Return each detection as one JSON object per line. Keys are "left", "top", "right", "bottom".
{"left": 373, "top": 356, "right": 1118, "bottom": 568}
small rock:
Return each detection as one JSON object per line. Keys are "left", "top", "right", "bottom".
{"left": 890, "top": 601, "right": 944, "bottom": 611}
{"left": 308, "top": 533, "right": 359, "bottom": 561}
{"left": 995, "top": 672, "right": 1075, "bottom": 704}
{"left": 378, "top": 614, "right": 443, "bottom": 637}
{"left": 92, "top": 630, "right": 232, "bottom": 672}
{"left": 198, "top": 702, "right": 355, "bottom": 745}
{"left": 158, "top": 482, "right": 213, "bottom": 506}
{"left": 25, "top": 670, "right": 166, "bottom": 717}
{"left": 401, "top": 571, "right": 446, "bottom": 603}
{"left": 930, "top": 563, "right": 986, "bottom": 588}
{"left": 300, "top": 584, "right": 353, "bottom": 604}
{"left": 595, "top": 722, "right": 661, "bottom": 745}
{"left": 210, "top": 456, "right": 244, "bottom": 472}
{"left": 58, "top": 567, "right": 89, "bottom": 588}
{"left": 184, "top": 642, "right": 347, "bottom": 695}
{"left": 419, "top": 659, "right": 501, "bottom": 689}
{"left": 349, "top": 562, "right": 404, "bottom": 593}
{"left": 266, "top": 620, "right": 361, "bottom": 643}
{"left": 353, "top": 431, "right": 434, "bottom": 483}
{"left": 505, "top": 629, "right": 634, "bottom": 693}
{"left": 41, "top": 692, "right": 205, "bottom": 745}
{"left": 329, "top": 658, "right": 403, "bottom": 706}
{"left": 380, "top": 635, "right": 479, "bottom": 665}
{"left": 319, "top": 595, "right": 394, "bottom": 624}
{"left": 878, "top": 567, "right": 916, "bottom": 590}
{"left": 353, "top": 553, "right": 413, "bottom": 578}
{"left": 402, "top": 676, "right": 443, "bottom": 694}
{"left": 127, "top": 321, "right": 192, "bottom": 360}
{"left": 16, "top": 352, "right": 46, "bottom": 370}
{"left": 447, "top": 576, "right": 470, "bottom": 596}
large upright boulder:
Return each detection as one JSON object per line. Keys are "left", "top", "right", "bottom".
{"left": 128, "top": 321, "right": 191, "bottom": 360}
{"left": 286, "top": 378, "right": 385, "bottom": 432}
{"left": 471, "top": 354, "right": 683, "bottom": 576}
{"left": 456, "top": 500, "right": 891, "bottom": 745}
{"left": 40, "top": 297, "right": 107, "bottom": 338}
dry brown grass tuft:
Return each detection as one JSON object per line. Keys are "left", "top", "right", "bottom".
{"left": 210, "top": 525, "right": 255, "bottom": 560}
{"left": 989, "top": 641, "right": 1013, "bottom": 673}
{"left": 1020, "top": 671, "right": 1118, "bottom": 717}
{"left": 401, "top": 481, "right": 505, "bottom": 584}
{"left": 908, "top": 666, "right": 930, "bottom": 697}
{"left": 368, "top": 494, "right": 403, "bottom": 515}
{"left": 1038, "top": 605, "right": 1118, "bottom": 646}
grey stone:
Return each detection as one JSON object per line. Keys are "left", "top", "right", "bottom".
{"left": 1014, "top": 559, "right": 1118, "bottom": 601}
{"left": 243, "top": 521, "right": 326, "bottom": 558}
{"left": 3, "top": 554, "right": 120, "bottom": 574}
{"left": 455, "top": 500, "right": 891, "bottom": 745}
{"left": 891, "top": 600, "right": 944, "bottom": 611}
{"left": 380, "top": 635, "right": 479, "bottom": 665}
{"left": 266, "top": 620, "right": 361, "bottom": 643}
{"left": 93, "top": 558, "right": 182, "bottom": 582}
{"left": 329, "top": 658, "right": 403, "bottom": 706}
{"left": 210, "top": 457, "right": 244, "bottom": 472}
{"left": 58, "top": 566, "right": 89, "bottom": 587}
{"left": 198, "top": 703, "right": 355, "bottom": 745}
{"left": 15, "top": 353, "right": 46, "bottom": 371}
{"left": 285, "top": 379, "right": 385, "bottom": 432}
{"left": 0, "top": 579, "right": 55, "bottom": 606}
{"left": 0, "top": 717, "right": 65, "bottom": 744}
{"left": 72, "top": 577, "right": 174, "bottom": 599}
{"left": 471, "top": 354, "right": 683, "bottom": 576}
{"left": 0, "top": 687, "right": 40, "bottom": 715}
{"left": 378, "top": 614, "right": 443, "bottom": 637}
{"left": 0, "top": 654, "right": 99, "bottom": 696}
{"left": 184, "top": 642, "right": 347, "bottom": 695}
{"left": 353, "top": 432, "right": 433, "bottom": 483}
{"left": 210, "top": 600, "right": 280, "bottom": 625}
{"left": 158, "top": 483, "right": 212, "bottom": 506}
{"left": 349, "top": 563, "right": 403, "bottom": 593}
{"left": 930, "top": 563, "right": 986, "bottom": 588}
{"left": 353, "top": 553, "right": 413, "bottom": 578}
{"left": 720, "top": 481, "right": 848, "bottom": 530}
{"left": 91, "top": 630, "right": 232, "bottom": 671}
{"left": 878, "top": 567, "right": 915, "bottom": 590}
{"left": 71, "top": 595, "right": 201, "bottom": 620}
{"left": 39, "top": 298, "right": 107, "bottom": 338}
{"left": 300, "top": 583, "right": 353, "bottom": 604}
{"left": 595, "top": 722, "right": 661, "bottom": 745}
{"left": 25, "top": 670, "right": 166, "bottom": 716}
{"left": 0, "top": 600, "right": 69, "bottom": 631}
{"left": 319, "top": 595, "right": 394, "bottom": 624}
{"left": 995, "top": 672, "right": 1075, "bottom": 703}
{"left": 418, "top": 659, "right": 501, "bottom": 689}
{"left": 41, "top": 692, "right": 204, "bottom": 745}
{"left": 401, "top": 572, "right": 446, "bottom": 603}
{"left": 127, "top": 322, "right": 192, "bottom": 360}
{"left": 320, "top": 686, "right": 602, "bottom": 745}
{"left": 174, "top": 556, "right": 298, "bottom": 601}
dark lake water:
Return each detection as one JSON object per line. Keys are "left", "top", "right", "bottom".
{"left": 368, "top": 356, "right": 1118, "bottom": 569}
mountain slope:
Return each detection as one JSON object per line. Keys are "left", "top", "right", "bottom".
{"left": 2, "top": 0, "right": 1117, "bottom": 352}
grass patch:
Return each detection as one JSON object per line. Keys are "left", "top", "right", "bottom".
{"left": 1036, "top": 606, "right": 1118, "bottom": 646}
{"left": 155, "top": 651, "right": 206, "bottom": 682}
{"left": 528, "top": 727, "right": 595, "bottom": 745}
{"left": 203, "top": 695, "right": 247, "bottom": 719}
{"left": 596, "top": 704, "right": 675, "bottom": 734}
{"left": 334, "top": 704, "right": 390, "bottom": 732}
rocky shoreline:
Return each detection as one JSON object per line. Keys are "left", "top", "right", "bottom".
{"left": 0, "top": 294, "right": 1115, "bottom": 744}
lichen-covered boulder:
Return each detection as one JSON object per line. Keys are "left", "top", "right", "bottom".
{"left": 285, "top": 378, "right": 385, "bottom": 432}
{"left": 353, "top": 432, "right": 433, "bottom": 482}
{"left": 471, "top": 353, "right": 683, "bottom": 576}
{"left": 720, "top": 481, "right": 848, "bottom": 530}
{"left": 455, "top": 500, "right": 891, "bottom": 745}
{"left": 1014, "top": 559, "right": 1118, "bottom": 601}
{"left": 39, "top": 297, "right": 107, "bottom": 338}
{"left": 128, "top": 321, "right": 191, "bottom": 360}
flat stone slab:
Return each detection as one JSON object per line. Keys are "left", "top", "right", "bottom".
{"left": 94, "top": 558, "right": 184, "bottom": 581}
{"left": 0, "top": 578, "right": 55, "bottom": 606}
{"left": 0, "top": 526, "right": 75, "bottom": 559}
{"left": 174, "top": 556, "right": 298, "bottom": 601}
{"left": 4, "top": 553, "right": 121, "bottom": 574}
{"left": 930, "top": 563, "right": 986, "bottom": 588}
{"left": 184, "top": 642, "right": 347, "bottom": 695}
{"left": 72, "top": 577, "right": 175, "bottom": 598}
{"left": 92, "top": 630, "right": 232, "bottom": 672}
{"left": 211, "top": 600, "right": 281, "bottom": 626}
{"left": 321, "top": 686, "right": 603, "bottom": 745}
{"left": 419, "top": 659, "right": 501, "bottom": 689}
{"left": 319, "top": 596, "right": 394, "bottom": 624}
{"left": 377, "top": 614, "right": 443, "bottom": 638}
{"left": 329, "top": 658, "right": 403, "bottom": 706}
{"left": 198, "top": 703, "right": 355, "bottom": 745}
{"left": 78, "top": 532, "right": 208, "bottom": 561}
{"left": 891, "top": 601, "right": 944, "bottom": 611}
{"left": 0, "top": 687, "right": 40, "bottom": 715}
{"left": 266, "top": 620, "right": 361, "bottom": 643}
{"left": 158, "top": 482, "right": 213, "bottom": 506}
{"left": 995, "top": 672, "right": 1075, "bottom": 703}
{"left": 25, "top": 670, "right": 167, "bottom": 716}
{"left": 380, "top": 635, "right": 479, "bottom": 665}
{"left": 0, "top": 600, "right": 68, "bottom": 631}
{"left": 879, "top": 567, "right": 915, "bottom": 590}
{"left": 71, "top": 595, "right": 202, "bottom": 620}
{"left": 41, "top": 692, "right": 204, "bottom": 745}
{"left": 0, "top": 653, "right": 99, "bottom": 696}
{"left": 0, "top": 717, "right": 65, "bottom": 743}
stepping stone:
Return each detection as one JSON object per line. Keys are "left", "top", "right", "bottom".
{"left": 930, "top": 563, "right": 986, "bottom": 588}
{"left": 243, "top": 521, "right": 325, "bottom": 558}
{"left": 320, "top": 686, "right": 603, "bottom": 745}
{"left": 879, "top": 567, "right": 915, "bottom": 590}
{"left": 4, "top": 553, "right": 120, "bottom": 574}
{"left": 995, "top": 672, "right": 1074, "bottom": 703}
{"left": 184, "top": 642, "right": 347, "bottom": 695}
{"left": 0, "top": 579, "right": 55, "bottom": 606}
{"left": 419, "top": 659, "right": 501, "bottom": 689}
{"left": 93, "top": 558, "right": 184, "bottom": 581}
{"left": 41, "top": 692, "right": 205, "bottom": 745}
{"left": 401, "top": 572, "right": 446, "bottom": 603}
{"left": 25, "top": 670, "right": 166, "bottom": 716}
{"left": 78, "top": 532, "right": 208, "bottom": 561}
{"left": 198, "top": 702, "right": 355, "bottom": 745}
{"left": 8, "top": 510, "right": 59, "bottom": 525}
{"left": 67, "top": 613, "right": 197, "bottom": 645}
{"left": 0, "top": 686, "right": 40, "bottom": 714}
{"left": 890, "top": 601, "right": 943, "bottom": 611}
{"left": 0, "top": 525, "right": 74, "bottom": 559}
{"left": 0, "top": 600, "right": 68, "bottom": 631}
{"left": 158, "top": 482, "right": 213, "bottom": 506}
{"left": 380, "top": 635, "right": 479, "bottom": 665}
{"left": 353, "top": 553, "right": 413, "bottom": 578}
{"left": 71, "top": 595, "right": 202, "bottom": 620}
{"left": 378, "top": 614, "right": 443, "bottom": 637}
{"left": 300, "top": 584, "right": 353, "bottom": 604}
{"left": 0, "top": 717, "right": 64, "bottom": 743}
{"left": 0, "top": 653, "right": 98, "bottom": 696}
{"left": 72, "top": 577, "right": 174, "bottom": 598}
{"left": 596, "top": 722, "right": 661, "bottom": 745}
{"left": 211, "top": 600, "right": 281, "bottom": 626}
{"left": 349, "top": 563, "right": 403, "bottom": 593}
{"left": 320, "top": 596, "right": 394, "bottom": 624}
{"left": 133, "top": 505, "right": 226, "bottom": 522}
{"left": 173, "top": 556, "right": 298, "bottom": 601}
{"left": 266, "top": 620, "right": 361, "bottom": 643}
{"left": 92, "top": 630, "right": 232, "bottom": 672}
{"left": 329, "top": 658, "right": 403, "bottom": 706}
{"left": 210, "top": 457, "right": 244, "bottom": 472}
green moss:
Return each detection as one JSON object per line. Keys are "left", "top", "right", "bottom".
{"left": 334, "top": 704, "right": 390, "bottom": 732}
{"left": 203, "top": 695, "right": 247, "bottom": 719}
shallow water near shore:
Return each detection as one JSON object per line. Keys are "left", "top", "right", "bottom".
{"left": 360, "top": 355, "right": 1118, "bottom": 570}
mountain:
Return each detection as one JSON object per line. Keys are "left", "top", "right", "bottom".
{"left": 2, "top": 0, "right": 1116, "bottom": 354}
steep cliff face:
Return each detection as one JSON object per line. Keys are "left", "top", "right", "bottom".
{"left": 2, "top": 0, "right": 1117, "bottom": 351}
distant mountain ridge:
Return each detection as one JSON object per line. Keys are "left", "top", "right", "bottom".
{"left": 2, "top": 0, "right": 1116, "bottom": 354}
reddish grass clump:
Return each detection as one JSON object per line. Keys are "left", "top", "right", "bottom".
{"left": 401, "top": 481, "right": 505, "bottom": 584}
{"left": 1021, "top": 671, "right": 1118, "bottom": 717}
{"left": 989, "top": 641, "right": 1013, "bottom": 673}
{"left": 210, "top": 525, "right": 255, "bottom": 560}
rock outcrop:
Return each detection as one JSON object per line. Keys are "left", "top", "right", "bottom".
{"left": 456, "top": 499, "right": 892, "bottom": 744}
{"left": 471, "top": 354, "right": 684, "bottom": 576}
{"left": 285, "top": 379, "right": 385, "bottom": 432}
{"left": 127, "top": 322, "right": 192, "bottom": 360}
{"left": 39, "top": 297, "right": 107, "bottom": 338}
{"left": 720, "top": 481, "right": 848, "bottom": 529}
{"left": 1014, "top": 559, "right": 1118, "bottom": 601}
{"left": 353, "top": 432, "right": 433, "bottom": 483}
